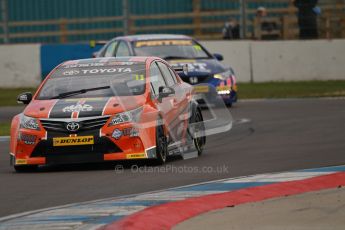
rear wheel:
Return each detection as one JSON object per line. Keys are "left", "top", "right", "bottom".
{"left": 155, "top": 122, "right": 168, "bottom": 165}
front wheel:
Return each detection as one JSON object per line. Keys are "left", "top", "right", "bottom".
{"left": 189, "top": 108, "right": 206, "bottom": 156}
{"left": 155, "top": 122, "right": 168, "bottom": 165}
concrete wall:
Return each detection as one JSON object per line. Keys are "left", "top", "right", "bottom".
{"left": 200, "top": 41, "right": 252, "bottom": 82}
{"left": 203, "top": 39, "right": 345, "bottom": 83}
{"left": 0, "top": 40, "right": 345, "bottom": 87}
{"left": 0, "top": 44, "right": 41, "bottom": 87}
{"left": 251, "top": 40, "right": 345, "bottom": 82}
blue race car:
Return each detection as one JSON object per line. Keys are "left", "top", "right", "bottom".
{"left": 96, "top": 34, "right": 237, "bottom": 106}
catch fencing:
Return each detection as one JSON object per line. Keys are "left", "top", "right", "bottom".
{"left": 0, "top": 0, "right": 344, "bottom": 44}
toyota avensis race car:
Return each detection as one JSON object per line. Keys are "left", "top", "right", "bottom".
{"left": 95, "top": 34, "right": 238, "bottom": 106}
{"left": 10, "top": 57, "right": 206, "bottom": 172}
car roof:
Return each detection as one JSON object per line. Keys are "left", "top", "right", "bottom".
{"left": 115, "top": 34, "right": 192, "bottom": 42}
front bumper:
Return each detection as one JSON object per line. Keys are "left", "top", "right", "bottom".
{"left": 13, "top": 122, "right": 157, "bottom": 166}
{"left": 193, "top": 84, "right": 238, "bottom": 105}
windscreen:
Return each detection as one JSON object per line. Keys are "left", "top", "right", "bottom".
{"left": 132, "top": 39, "right": 210, "bottom": 59}
{"left": 37, "top": 62, "right": 146, "bottom": 100}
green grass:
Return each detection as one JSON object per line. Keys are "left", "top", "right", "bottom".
{"left": 0, "top": 122, "right": 11, "bottom": 136}
{"left": 238, "top": 80, "right": 345, "bottom": 99}
{"left": 0, "top": 88, "right": 36, "bottom": 107}
{"left": 1, "top": 81, "right": 345, "bottom": 106}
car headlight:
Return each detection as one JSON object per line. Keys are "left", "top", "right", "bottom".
{"left": 20, "top": 115, "right": 40, "bottom": 130}
{"left": 109, "top": 107, "right": 143, "bottom": 126}
{"left": 214, "top": 70, "right": 231, "bottom": 80}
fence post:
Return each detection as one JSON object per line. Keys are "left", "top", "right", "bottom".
{"left": 122, "top": 0, "right": 129, "bottom": 35}
{"left": 239, "top": 0, "right": 247, "bottom": 39}
{"left": 1, "top": 0, "right": 9, "bottom": 43}
{"left": 59, "top": 18, "right": 68, "bottom": 43}
{"left": 193, "top": 0, "right": 201, "bottom": 37}
{"left": 341, "top": 17, "right": 345, "bottom": 38}
{"left": 324, "top": 12, "right": 331, "bottom": 39}
{"left": 253, "top": 17, "right": 261, "bottom": 40}
{"left": 282, "top": 15, "right": 289, "bottom": 39}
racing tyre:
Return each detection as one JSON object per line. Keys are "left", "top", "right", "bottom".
{"left": 155, "top": 122, "right": 168, "bottom": 165}
{"left": 189, "top": 108, "right": 206, "bottom": 155}
{"left": 14, "top": 165, "right": 38, "bottom": 173}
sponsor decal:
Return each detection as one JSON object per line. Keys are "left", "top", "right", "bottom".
{"left": 112, "top": 129, "right": 123, "bottom": 140}
{"left": 126, "top": 153, "right": 147, "bottom": 159}
{"left": 63, "top": 63, "right": 106, "bottom": 68}
{"left": 80, "top": 68, "right": 132, "bottom": 74}
{"left": 15, "top": 159, "right": 27, "bottom": 165}
{"left": 64, "top": 62, "right": 134, "bottom": 68}
{"left": 123, "top": 127, "right": 140, "bottom": 137}
{"left": 49, "top": 98, "right": 109, "bottom": 119}
{"left": 63, "top": 70, "right": 80, "bottom": 76}
{"left": 62, "top": 104, "right": 93, "bottom": 113}
{"left": 19, "top": 133, "right": 37, "bottom": 145}
{"left": 216, "top": 86, "right": 231, "bottom": 91}
{"left": 135, "top": 40, "right": 193, "bottom": 48}
{"left": 193, "top": 85, "right": 209, "bottom": 93}
{"left": 110, "top": 113, "right": 130, "bottom": 125}
{"left": 107, "top": 61, "right": 134, "bottom": 66}
{"left": 62, "top": 68, "right": 132, "bottom": 76}
{"left": 130, "top": 128, "right": 139, "bottom": 137}
{"left": 53, "top": 136, "right": 94, "bottom": 146}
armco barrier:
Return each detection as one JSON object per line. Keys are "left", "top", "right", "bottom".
{"left": 1, "top": 40, "right": 345, "bottom": 88}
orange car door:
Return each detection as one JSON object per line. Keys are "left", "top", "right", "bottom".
{"left": 149, "top": 62, "right": 175, "bottom": 137}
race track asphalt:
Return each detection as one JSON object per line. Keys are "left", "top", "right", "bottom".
{"left": 0, "top": 98, "right": 344, "bottom": 217}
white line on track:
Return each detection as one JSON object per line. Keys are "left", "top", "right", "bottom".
{"left": 234, "top": 118, "right": 251, "bottom": 125}
{"left": 239, "top": 97, "right": 345, "bottom": 103}
{"left": 0, "top": 136, "right": 9, "bottom": 142}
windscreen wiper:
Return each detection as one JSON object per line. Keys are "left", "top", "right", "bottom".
{"left": 50, "top": 86, "right": 110, "bottom": 99}
{"left": 162, "top": 56, "right": 210, "bottom": 60}
{"left": 162, "top": 56, "right": 191, "bottom": 60}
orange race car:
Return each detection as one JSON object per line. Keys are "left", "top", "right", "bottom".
{"left": 10, "top": 57, "right": 206, "bottom": 172}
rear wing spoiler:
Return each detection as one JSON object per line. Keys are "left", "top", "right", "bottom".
{"left": 172, "top": 64, "right": 189, "bottom": 75}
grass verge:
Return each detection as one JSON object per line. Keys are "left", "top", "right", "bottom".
{"left": 238, "top": 80, "right": 345, "bottom": 99}
{"left": 1, "top": 81, "right": 345, "bottom": 107}
{"left": 0, "top": 122, "right": 11, "bottom": 136}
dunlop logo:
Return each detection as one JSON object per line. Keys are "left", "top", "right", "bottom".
{"left": 53, "top": 136, "right": 94, "bottom": 146}
{"left": 126, "top": 153, "right": 146, "bottom": 159}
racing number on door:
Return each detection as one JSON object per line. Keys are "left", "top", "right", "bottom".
{"left": 134, "top": 74, "right": 145, "bottom": 81}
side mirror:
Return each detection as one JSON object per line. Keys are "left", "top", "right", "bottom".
{"left": 158, "top": 86, "right": 175, "bottom": 103}
{"left": 17, "top": 92, "right": 32, "bottom": 105}
{"left": 213, "top": 53, "right": 224, "bottom": 61}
